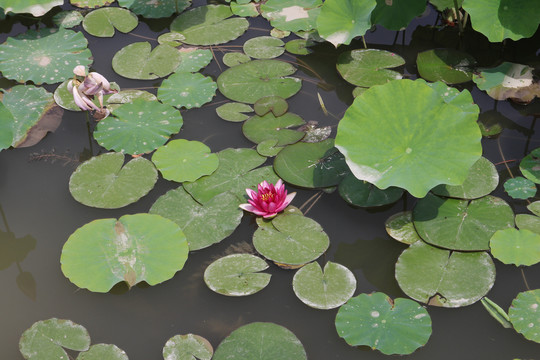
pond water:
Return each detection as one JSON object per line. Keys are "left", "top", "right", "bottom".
{"left": 1, "top": 1, "right": 540, "bottom": 359}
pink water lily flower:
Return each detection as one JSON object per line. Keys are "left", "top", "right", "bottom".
{"left": 239, "top": 179, "right": 296, "bottom": 218}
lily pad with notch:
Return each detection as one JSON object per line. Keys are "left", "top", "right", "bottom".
{"left": 337, "top": 49, "right": 405, "bottom": 88}
{"left": 243, "top": 36, "right": 285, "bottom": 59}
{"left": 216, "top": 102, "right": 253, "bottom": 122}
{"left": 158, "top": 72, "right": 217, "bottom": 110}
{"left": 338, "top": 173, "right": 404, "bottom": 207}
{"left": 162, "top": 334, "right": 213, "bottom": 360}
{"left": 285, "top": 39, "right": 314, "bottom": 55}
{"left": 82, "top": 7, "right": 138, "bottom": 37}
{"left": 254, "top": 96, "right": 288, "bottom": 117}
{"left": 490, "top": 228, "right": 540, "bottom": 266}
{"left": 385, "top": 211, "right": 422, "bottom": 245}
{"left": 112, "top": 42, "right": 181, "bottom": 80}
{"left": 242, "top": 112, "right": 305, "bottom": 146}
{"left": 118, "top": 0, "right": 191, "bottom": 18}
{"left": 77, "top": 344, "right": 128, "bottom": 360}
{"left": 222, "top": 52, "right": 251, "bottom": 67}
{"left": 260, "top": 0, "right": 322, "bottom": 32}
{"left": 257, "top": 139, "right": 282, "bottom": 157}
{"left": 508, "top": 289, "right": 540, "bottom": 343}
{"left": 416, "top": 48, "right": 476, "bottom": 84}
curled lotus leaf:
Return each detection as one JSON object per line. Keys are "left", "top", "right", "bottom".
{"left": 0, "top": 0, "right": 63, "bottom": 16}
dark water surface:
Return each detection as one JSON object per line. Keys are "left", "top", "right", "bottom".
{"left": 1, "top": 2, "right": 540, "bottom": 359}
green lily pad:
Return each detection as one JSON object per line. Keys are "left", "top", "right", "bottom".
{"left": 217, "top": 59, "right": 302, "bottom": 104}
{"left": 70, "top": 0, "right": 112, "bottom": 8}
{"left": 336, "top": 49, "right": 405, "bottom": 87}
{"left": 528, "top": 201, "right": 540, "bottom": 217}
{"left": 253, "top": 213, "right": 329, "bottom": 267}
{"left": 204, "top": 254, "right": 271, "bottom": 296}
{"left": 118, "top": 0, "right": 191, "bottom": 18}
{"left": 106, "top": 89, "right": 156, "bottom": 106}
{"left": 176, "top": 48, "right": 213, "bottom": 73}
{"left": 509, "top": 289, "right": 540, "bottom": 343}
{"left": 292, "top": 261, "right": 356, "bottom": 309}
{"left": 222, "top": 52, "right": 251, "bottom": 67}
{"left": 243, "top": 36, "right": 285, "bottom": 59}
{"left": 170, "top": 5, "right": 249, "bottom": 45}
{"left": 69, "top": 152, "right": 158, "bottom": 209}
{"left": 53, "top": 79, "right": 120, "bottom": 112}
{"left": 338, "top": 173, "right": 404, "bottom": 207}
{"left": 335, "top": 292, "right": 432, "bottom": 355}
{"left": 254, "top": 96, "right": 288, "bottom": 117}
{"left": 242, "top": 112, "right": 305, "bottom": 146}
{"left": 316, "top": 0, "right": 377, "bottom": 47}
{"left": 162, "top": 334, "right": 213, "bottom": 360}
{"left": 520, "top": 148, "right": 540, "bottom": 184}
{"left": 157, "top": 32, "right": 185, "bottom": 47}
{"left": 416, "top": 49, "right": 475, "bottom": 84}
{"left": 425, "top": 79, "right": 479, "bottom": 115}
{"left": 260, "top": 0, "right": 322, "bottom": 32}
{"left": 0, "top": 28, "right": 92, "bottom": 84}
{"left": 157, "top": 72, "right": 217, "bottom": 109}
{"left": 431, "top": 156, "right": 499, "bottom": 199}
{"left": 257, "top": 139, "right": 282, "bottom": 157}
{"left": 270, "top": 28, "right": 291, "bottom": 38}
{"left": 0, "top": 103, "right": 13, "bottom": 150}
{"left": 53, "top": 10, "right": 84, "bottom": 28}
{"left": 285, "top": 39, "right": 314, "bottom": 55}
{"left": 274, "top": 139, "right": 349, "bottom": 188}
{"left": 61, "top": 213, "right": 189, "bottom": 292}
{"left": 112, "top": 42, "right": 181, "bottom": 80}
{"left": 93, "top": 99, "right": 183, "bottom": 155}
{"left": 385, "top": 211, "right": 422, "bottom": 245}
{"left": 516, "top": 214, "right": 540, "bottom": 234}
{"left": 150, "top": 187, "right": 243, "bottom": 250}
{"left": 77, "top": 344, "right": 128, "bottom": 360}
{"left": 371, "top": 0, "right": 426, "bottom": 30}
{"left": 504, "top": 177, "right": 537, "bottom": 200}
{"left": 82, "top": 8, "right": 138, "bottom": 37}
{"left": 216, "top": 102, "right": 253, "bottom": 122}
{"left": 413, "top": 194, "right": 515, "bottom": 251}
{"left": 395, "top": 240, "right": 496, "bottom": 307}
{"left": 490, "top": 228, "right": 540, "bottom": 266}
{"left": 19, "top": 318, "right": 91, "bottom": 360}
{"left": 0, "top": 0, "right": 63, "bottom": 16}
{"left": 231, "top": 1, "right": 259, "bottom": 17}
{"left": 213, "top": 322, "right": 307, "bottom": 360}
{"left": 335, "top": 79, "right": 482, "bottom": 198}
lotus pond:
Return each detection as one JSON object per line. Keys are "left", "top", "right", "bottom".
{"left": 1, "top": 0, "right": 540, "bottom": 359}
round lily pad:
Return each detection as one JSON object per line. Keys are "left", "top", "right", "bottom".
{"left": 77, "top": 344, "right": 128, "bottom": 360}
{"left": 119, "top": 0, "right": 191, "bottom": 18}
{"left": 257, "top": 139, "right": 282, "bottom": 157}
{"left": 112, "top": 42, "right": 181, "bottom": 80}
{"left": 508, "top": 289, "right": 540, "bottom": 343}
{"left": 335, "top": 292, "right": 432, "bottom": 355}
{"left": 285, "top": 39, "right": 314, "bottom": 55}
{"left": 337, "top": 49, "right": 404, "bottom": 87}
{"left": 338, "top": 173, "right": 404, "bottom": 207}
{"left": 162, "top": 334, "right": 213, "bottom": 360}
{"left": 69, "top": 152, "right": 158, "bottom": 209}
{"left": 61, "top": 213, "right": 189, "bottom": 292}
{"left": 520, "top": 148, "right": 540, "bottom": 184}
{"left": 516, "top": 214, "right": 540, "bottom": 234}
{"left": 176, "top": 48, "right": 213, "bottom": 73}
{"left": 204, "top": 254, "right": 271, "bottom": 296}
{"left": 82, "top": 7, "right": 138, "bottom": 37}
{"left": 217, "top": 59, "right": 302, "bottom": 104}
{"left": 222, "top": 52, "right": 251, "bottom": 67}
{"left": 243, "top": 36, "right": 285, "bottom": 59}
{"left": 260, "top": 0, "right": 322, "bottom": 32}
{"left": 395, "top": 240, "right": 496, "bottom": 307}
{"left": 254, "top": 96, "right": 288, "bottom": 117}
{"left": 157, "top": 72, "right": 217, "bottom": 110}
{"left": 242, "top": 112, "right": 305, "bottom": 146}
{"left": 292, "top": 261, "right": 356, "bottom": 309}
{"left": 371, "top": 0, "right": 426, "bottom": 30}
{"left": 216, "top": 102, "right": 253, "bottom": 122}
{"left": 416, "top": 49, "right": 475, "bottom": 84}
{"left": 490, "top": 228, "right": 540, "bottom": 266}
{"left": 157, "top": 32, "right": 185, "bottom": 47}
{"left": 213, "top": 322, "right": 307, "bottom": 360}
{"left": 504, "top": 177, "right": 537, "bottom": 199}
{"left": 385, "top": 211, "right": 422, "bottom": 245}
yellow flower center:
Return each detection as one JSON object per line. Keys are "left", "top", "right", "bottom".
{"left": 260, "top": 193, "right": 274, "bottom": 202}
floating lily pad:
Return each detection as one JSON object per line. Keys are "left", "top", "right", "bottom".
{"left": 118, "top": 0, "right": 191, "bottom": 18}
{"left": 416, "top": 49, "right": 475, "bottom": 84}
{"left": 107, "top": 89, "right": 156, "bottom": 106}
{"left": 19, "top": 318, "right": 91, "bottom": 360}
{"left": 217, "top": 59, "right": 302, "bottom": 104}
{"left": 204, "top": 254, "right": 271, "bottom": 296}
{"left": 385, "top": 211, "right": 422, "bottom": 245}
{"left": 82, "top": 8, "right": 138, "bottom": 37}
{"left": 504, "top": 177, "right": 537, "bottom": 200}
{"left": 395, "top": 240, "right": 496, "bottom": 307}
{"left": 216, "top": 102, "right": 253, "bottom": 122}
{"left": 292, "top": 261, "right": 356, "bottom": 309}
{"left": 490, "top": 228, "right": 540, "bottom": 266}
{"left": 231, "top": 1, "right": 259, "bottom": 17}
{"left": 528, "top": 201, "right": 540, "bottom": 217}
{"left": 61, "top": 213, "right": 188, "bottom": 292}
{"left": 509, "top": 289, "right": 540, "bottom": 343}
{"left": 338, "top": 173, "right": 404, "bottom": 207}
{"left": 371, "top": 0, "right": 426, "bottom": 30}
{"left": 257, "top": 139, "right": 282, "bottom": 157}
{"left": 213, "top": 322, "right": 307, "bottom": 360}
{"left": 253, "top": 213, "right": 329, "bottom": 267}
{"left": 170, "top": 5, "right": 249, "bottom": 45}
{"left": 413, "top": 194, "right": 514, "bottom": 251}
{"left": 112, "top": 42, "right": 181, "bottom": 80}
{"left": 158, "top": 72, "right": 217, "bottom": 109}
{"left": 157, "top": 32, "right": 185, "bottom": 47}
{"left": 243, "top": 36, "right": 285, "bottom": 59}
{"left": 1, "top": 0, "right": 63, "bottom": 16}
{"left": 520, "top": 148, "right": 540, "bottom": 184}
{"left": 77, "top": 344, "right": 128, "bottom": 360}
{"left": 243, "top": 112, "right": 305, "bottom": 146}
{"left": 222, "top": 52, "right": 251, "bottom": 67}
{"left": 93, "top": 99, "right": 183, "bottom": 155}
{"left": 162, "top": 334, "right": 213, "bottom": 360}
{"left": 70, "top": 0, "right": 112, "bottom": 8}
{"left": 260, "top": 0, "right": 322, "bottom": 32}
{"left": 69, "top": 152, "right": 157, "bottom": 209}
{"left": 335, "top": 79, "right": 482, "bottom": 198}
{"left": 516, "top": 214, "right": 540, "bottom": 234}
{"left": 0, "top": 28, "right": 92, "bottom": 84}
{"left": 176, "top": 48, "right": 213, "bottom": 73}
{"left": 337, "top": 49, "right": 404, "bottom": 87}
{"left": 150, "top": 187, "right": 242, "bottom": 250}
{"left": 53, "top": 10, "right": 84, "bottom": 28}
{"left": 285, "top": 39, "right": 314, "bottom": 55}
{"left": 270, "top": 28, "right": 291, "bottom": 38}
{"left": 335, "top": 292, "right": 432, "bottom": 355}
{"left": 254, "top": 96, "right": 288, "bottom": 117}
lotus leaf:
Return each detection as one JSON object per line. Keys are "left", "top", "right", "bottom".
{"left": 0, "top": 0, "right": 63, "bottom": 16}
{"left": 254, "top": 96, "right": 288, "bottom": 117}
{"left": 216, "top": 102, "right": 253, "bottom": 122}
{"left": 53, "top": 11, "right": 84, "bottom": 28}
{"left": 520, "top": 148, "right": 540, "bottom": 184}
{"left": 217, "top": 59, "right": 302, "bottom": 104}
{"left": 338, "top": 173, "right": 404, "bottom": 207}
{"left": 504, "top": 177, "right": 537, "bottom": 200}
{"left": 162, "top": 334, "right": 213, "bottom": 360}
{"left": 335, "top": 292, "right": 432, "bottom": 355}
{"left": 335, "top": 79, "right": 482, "bottom": 198}
{"left": 395, "top": 240, "right": 496, "bottom": 307}
{"left": 222, "top": 52, "right": 251, "bottom": 67}
{"left": 416, "top": 49, "right": 475, "bottom": 84}
{"left": 260, "top": 0, "right": 322, "bottom": 32}
{"left": 371, "top": 0, "right": 426, "bottom": 31}
{"left": 0, "top": 28, "right": 92, "bottom": 84}
{"left": 82, "top": 8, "right": 138, "bottom": 37}
{"left": 385, "top": 211, "right": 421, "bottom": 245}
{"left": 213, "top": 322, "right": 307, "bottom": 360}
{"left": 61, "top": 213, "right": 189, "bottom": 292}
{"left": 176, "top": 48, "right": 213, "bottom": 73}
{"left": 336, "top": 49, "right": 404, "bottom": 87}
{"left": 516, "top": 214, "right": 540, "bottom": 235}
{"left": 118, "top": 0, "right": 191, "bottom": 18}
{"left": 158, "top": 72, "right": 217, "bottom": 109}
{"left": 242, "top": 112, "right": 305, "bottom": 146}
{"left": 243, "top": 36, "right": 285, "bottom": 59}
{"left": 112, "top": 42, "right": 181, "bottom": 80}
{"left": 424, "top": 79, "right": 478, "bottom": 115}
{"left": 77, "top": 344, "right": 128, "bottom": 360}
{"left": 508, "top": 289, "right": 540, "bottom": 343}
{"left": 490, "top": 228, "right": 540, "bottom": 266}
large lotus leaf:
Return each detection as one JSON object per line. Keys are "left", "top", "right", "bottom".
{"left": 243, "top": 36, "right": 284, "bottom": 59}
{"left": 149, "top": 187, "right": 242, "bottom": 251}
{"left": 0, "top": 0, "right": 63, "bottom": 16}
{"left": 70, "top": 0, "right": 113, "bottom": 8}
{"left": 338, "top": 173, "right": 404, "bottom": 207}
{"left": 162, "top": 334, "right": 213, "bottom": 360}
{"left": 274, "top": 139, "right": 349, "bottom": 188}
{"left": 316, "top": 0, "right": 377, "bottom": 47}
{"left": 462, "top": 0, "right": 540, "bottom": 42}
{"left": 292, "top": 261, "right": 356, "bottom": 310}
{"left": 217, "top": 59, "right": 302, "bottom": 104}
{"left": 19, "top": 318, "right": 91, "bottom": 360}
{"left": 516, "top": 214, "right": 540, "bottom": 235}
{"left": 61, "top": 213, "right": 188, "bottom": 292}
{"left": 260, "top": 0, "right": 322, "bottom": 32}
{"left": 335, "top": 293, "right": 432, "bottom": 355}
{"left": 508, "top": 289, "right": 540, "bottom": 343}
{"left": 213, "top": 322, "right": 307, "bottom": 360}
{"left": 253, "top": 213, "right": 329, "bottom": 267}
{"left": 82, "top": 8, "right": 138, "bottom": 37}
{"left": 413, "top": 194, "right": 514, "bottom": 251}
{"left": 157, "top": 72, "right": 217, "bottom": 110}
{"left": 176, "top": 48, "right": 213, "bottom": 73}
{"left": 112, "top": 42, "right": 181, "bottom": 80}
{"left": 216, "top": 102, "right": 253, "bottom": 122}
{"left": 504, "top": 177, "right": 537, "bottom": 200}
{"left": 183, "top": 148, "right": 278, "bottom": 204}
{"left": 170, "top": 5, "right": 249, "bottom": 45}
{"left": 424, "top": 79, "right": 479, "bottom": 116}
{"left": 0, "top": 28, "right": 92, "bottom": 84}
{"left": 395, "top": 240, "right": 496, "bottom": 307}
{"left": 77, "top": 344, "right": 128, "bottom": 360}
{"left": 490, "top": 228, "right": 540, "bottom": 266}
{"left": 204, "top": 254, "right": 271, "bottom": 296}
{"left": 242, "top": 112, "right": 305, "bottom": 146}
{"left": 520, "top": 148, "right": 540, "bottom": 184}
{"left": 473, "top": 62, "right": 540, "bottom": 102}
{"left": 371, "top": 0, "right": 426, "bottom": 31}
{"left": 416, "top": 49, "right": 475, "bottom": 84}
{"left": 118, "top": 0, "right": 191, "bottom": 18}
{"left": 385, "top": 211, "right": 422, "bottom": 245}
{"left": 336, "top": 49, "right": 404, "bottom": 87}
{"left": 335, "top": 79, "right": 482, "bottom": 198}
{"left": 69, "top": 152, "right": 158, "bottom": 209}
{"left": 93, "top": 99, "right": 183, "bottom": 155}
{"left": 431, "top": 156, "right": 499, "bottom": 199}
